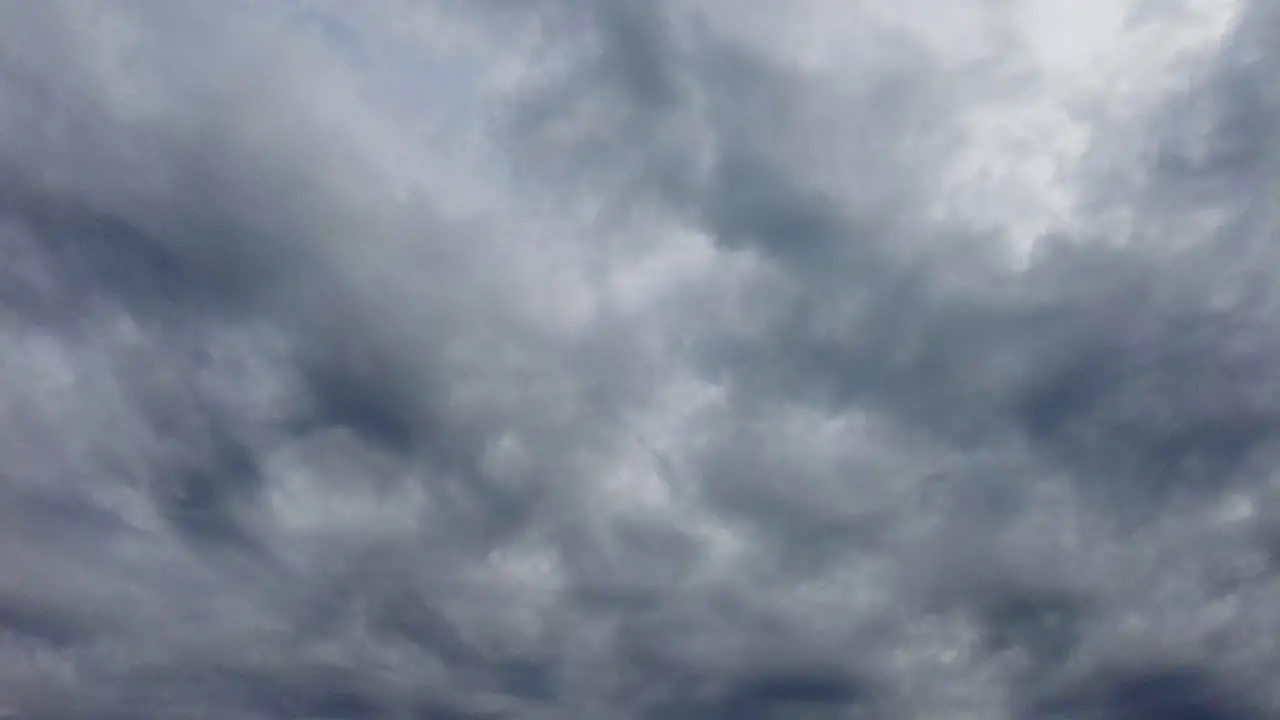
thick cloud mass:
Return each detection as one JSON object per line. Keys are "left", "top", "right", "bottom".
{"left": 2, "top": 1, "right": 1279, "bottom": 718}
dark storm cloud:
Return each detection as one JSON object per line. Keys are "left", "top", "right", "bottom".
{"left": 1026, "top": 665, "right": 1265, "bottom": 720}
{"left": 2, "top": 0, "right": 1280, "bottom": 718}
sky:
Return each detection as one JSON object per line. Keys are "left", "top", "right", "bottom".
{"left": 0, "top": 0, "right": 1278, "bottom": 718}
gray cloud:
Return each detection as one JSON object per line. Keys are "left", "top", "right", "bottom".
{"left": 1, "top": 0, "right": 1279, "bottom": 718}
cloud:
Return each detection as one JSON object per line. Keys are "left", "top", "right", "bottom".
{"left": 1, "top": 0, "right": 1278, "bottom": 717}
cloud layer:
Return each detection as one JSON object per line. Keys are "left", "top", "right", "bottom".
{"left": 1, "top": 1, "right": 1279, "bottom": 718}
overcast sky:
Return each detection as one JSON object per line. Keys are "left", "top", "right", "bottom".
{"left": 0, "top": 1, "right": 1278, "bottom": 718}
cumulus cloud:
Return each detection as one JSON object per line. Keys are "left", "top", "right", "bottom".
{"left": 1, "top": 0, "right": 1279, "bottom": 717}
